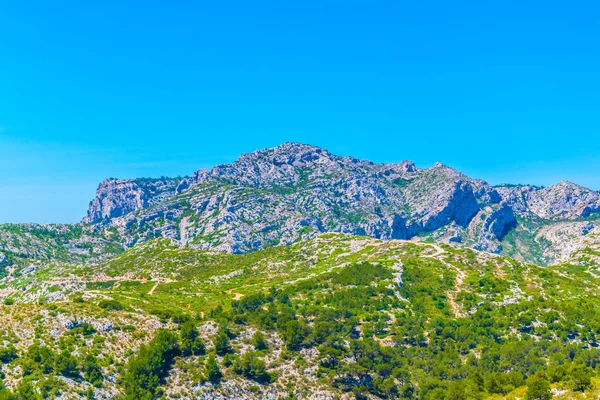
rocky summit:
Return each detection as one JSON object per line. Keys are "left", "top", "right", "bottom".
{"left": 76, "top": 142, "right": 598, "bottom": 264}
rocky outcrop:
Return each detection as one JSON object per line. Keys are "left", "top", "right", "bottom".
{"left": 473, "top": 203, "right": 517, "bottom": 253}
{"left": 96, "top": 143, "right": 504, "bottom": 254}
{"left": 496, "top": 181, "right": 600, "bottom": 220}
{"left": 84, "top": 177, "right": 181, "bottom": 223}
{"left": 13, "top": 142, "right": 599, "bottom": 265}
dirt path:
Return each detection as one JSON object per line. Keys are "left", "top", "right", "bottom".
{"left": 420, "top": 243, "right": 467, "bottom": 318}
{"left": 439, "top": 257, "right": 467, "bottom": 318}
{"left": 226, "top": 288, "right": 244, "bottom": 300}
{"left": 419, "top": 243, "right": 445, "bottom": 259}
{"left": 148, "top": 281, "right": 160, "bottom": 295}
{"left": 146, "top": 278, "right": 176, "bottom": 295}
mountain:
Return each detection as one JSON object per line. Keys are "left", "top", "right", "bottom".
{"left": 1, "top": 143, "right": 600, "bottom": 398}
{"left": 77, "top": 142, "right": 598, "bottom": 264}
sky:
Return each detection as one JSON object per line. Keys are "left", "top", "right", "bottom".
{"left": 1, "top": 0, "right": 599, "bottom": 224}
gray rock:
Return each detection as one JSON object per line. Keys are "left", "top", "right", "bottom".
{"left": 84, "top": 177, "right": 181, "bottom": 223}
{"left": 6, "top": 142, "right": 600, "bottom": 265}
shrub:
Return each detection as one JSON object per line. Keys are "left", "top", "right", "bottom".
{"left": 570, "top": 364, "right": 593, "bottom": 392}
{"left": 236, "top": 352, "right": 271, "bottom": 384}
{"left": 0, "top": 345, "right": 18, "bottom": 363}
{"left": 83, "top": 354, "right": 103, "bottom": 387}
{"left": 22, "top": 343, "right": 55, "bottom": 375}
{"left": 279, "top": 320, "right": 306, "bottom": 350}
{"left": 525, "top": 375, "right": 551, "bottom": 400}
{"left": 180, "top": 321, "right": 205, "bottom": 356}
{"left": 252, "top": 331, "right": 268, "bottom": 351}
{"left": 98, "top": 299, "right": 123, "bottom": 311}
{"left": 54, "top": 352, "right": 79, "bottom": 377}
{"left": 205, "top": 355, "right": 222, "bottom": 383}
{"left": 123, "top": 330, "right": 179, "bottom": 399}
{"left": 214, "top": 331, "right": 233, "bottom": 356}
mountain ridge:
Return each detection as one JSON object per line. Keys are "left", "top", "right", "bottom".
{"left": 80, "top": 142, "right": 600, "bottom": 264}
{"left": 2, "top": 142, "right": 599, "bottom": 267}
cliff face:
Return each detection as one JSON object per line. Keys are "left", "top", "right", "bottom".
{"left": 83, "top": 143, "right": 516, "bottom": 254}
{"left": 83, "top": 177, "right": 181, "bottom": 223}
{"left": 78, "top": 143, "right": 600, "bottom": 263}
{"left": 496, "top": 181, "right": 600, "bottom": 220}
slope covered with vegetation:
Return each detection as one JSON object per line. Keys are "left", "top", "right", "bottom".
{"left": 0, "top": 234, "right": 599, "bottom": 399}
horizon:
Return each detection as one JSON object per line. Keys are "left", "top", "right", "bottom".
{"left": 1, "top": 1, "right": 599, "bottom": 224}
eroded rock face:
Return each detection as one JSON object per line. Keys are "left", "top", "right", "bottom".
{"left": 74, "top": 142, "right": 600, "bottom": 263}
{"left": 473, "top": 203, "right": 517, "bottom": 253}
{"left": 497, "top": 181, "right": 600, "bottom": 220}
{"left": 88, "top": 143, "right": 502, "bottom": 253}
{"left": 84, "top": 178, "right": 180, "bottom": 223}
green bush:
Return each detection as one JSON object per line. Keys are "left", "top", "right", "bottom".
{"left": 83, "top": 354, "right": 103, "bottom": 387}
{"left": 0, "top": 345, "right": 18, "bottom": 364}
{"left": 98, "top": 299, "right": 123, "bottom": 311}
{"left": 235, "top": 352, "right": 271, "bottom": 384}
{"left": 205, "top": 355, "right": 222, "bottom": 384}
{"left": 525, "top": 375, "right": 551, "bottom": 400}
{"left": 123, "top": 330, "right": 179, "bottom": 399}
{"left": 252, "top": 331, "right": 268, "bottom": 351}
{"left": 180, "top": 321, "right": 205, "bottom": 356}
{"left": 214, "top": 331, "right": 233, "bottom": 356}
{"left": 54, "top": 352, "right": 79, "bottom": 377}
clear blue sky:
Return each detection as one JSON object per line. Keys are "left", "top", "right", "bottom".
{"left": 1, "top": 0, "right": 599, "bottom": 224}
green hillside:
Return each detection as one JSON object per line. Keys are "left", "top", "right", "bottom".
{"left": 0, "top": 234, "right": 599, "bottom": 398}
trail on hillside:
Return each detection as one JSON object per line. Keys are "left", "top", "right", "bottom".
{"left": 420, "top": 243, "right": 467, "bottom": 318}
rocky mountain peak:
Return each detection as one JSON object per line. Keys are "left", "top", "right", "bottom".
{"left": 77, "top": 143, "right": 600, "bottom": 264}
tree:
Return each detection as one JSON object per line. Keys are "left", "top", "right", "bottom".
{"left": 0, "top": 345, "right": 18, "bottom": 364}
{"left": 215, "top": 331, "right": 233, "bottom": 356}
{"left": 23, "top": 343, "right": 55, "bottom": 375}
{"left": 180, "top": 321, "right": 205, "bottom": 356}
{"left": 123, "top": 329, "right": 179, "bottom": 399}
{"left": 15, "top": 378, "right": 42, "bottom": 400}
{"left": 570, "top": 364, "right": 592, "bottom": 392}
{"left": 205, "top": 355, "right": 222, "bottom": 384}
{"left": 445, "top": 380, "right": 466, "bottom": 400}
{"left": 280, "top": 320, "right": 305, "bottom": 350}
{"left": 237, "top": 352, "right": 271, "bottom": 384}
{"left": 252, "top": 331, "right": 268, "bottom": 351}
{"left": 82, "top": 354, "right": 103, "bottom": 387}
{"left": 525, "top": 376, "right": 551, "bottom": 400}
{"left": 54, "top": 352, "right": 79, "bottom": 377}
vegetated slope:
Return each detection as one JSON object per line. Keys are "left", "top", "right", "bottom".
{"left": 0, "top": 234, "right": 599, "bottom": 398}
{"left": 0, "top": 223, "right": 123, "bottom": 269}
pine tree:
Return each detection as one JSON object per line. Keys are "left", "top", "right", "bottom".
{"left": 205, "top": 355, "right": 222, "bottom": 384}
{"left": 525, "top": 376, "right": 551, "bottom": 400}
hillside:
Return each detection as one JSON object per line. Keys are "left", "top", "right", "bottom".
{"left": 0, "top": 234, "right": 599, "bottom": 398}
